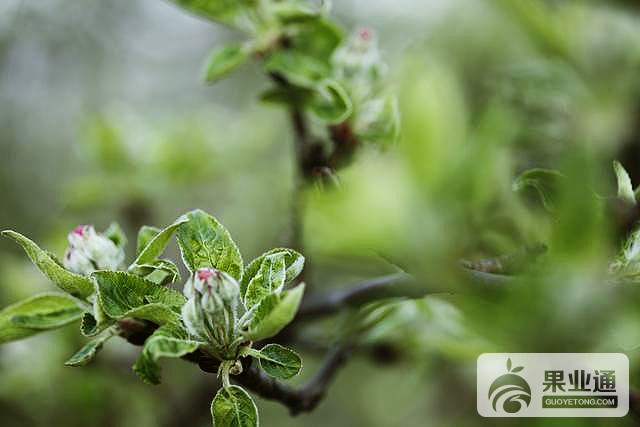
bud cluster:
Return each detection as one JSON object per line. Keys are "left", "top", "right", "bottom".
{"left": 63, "top": 225, "right": 125, "bottom": 276}
{"left": 331, "top": 28, "right": 399, "bottom": 145}
{"left": 181, "top": 268, "right": 243, "bottom": 359}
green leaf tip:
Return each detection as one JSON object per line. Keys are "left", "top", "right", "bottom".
{"left": 130, "top": 216, "right": 188, "bottom": 285}
{"left": 65, "top": 329, "right": 115, "bottom": 367}
{"left": 131, "top": 216, "right": 188, "bottom": 267}
{"left": 244, "top": 282, "right": 305, "bottom": 341}
{"left": 240, "top": 248, "right": 304, "bottom": 298}
{"left": 614, "top": 160, "right": 636, "bottom": 205}
{"left": 202, "top": 43, "right": 250, "bottom": 84}
{"left": 1, "top": 230, "right": 95, "bottom": 298}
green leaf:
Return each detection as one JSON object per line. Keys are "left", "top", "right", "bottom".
{"left": 82, "top": 295, "right": 117, "bottom": 337}
{"left": 136, "top": 225, "right": 161, "bottom": 256}
{"left": 65, "top": 328, "right": 115, "bottom": 367}
{"left": 131, "top": 259, "right": 181, "bottom": 286}
{"left": 288, "top": 18, "right": 343, "bottom": 63}
{"left": 512, "top": 168, "right": 564, "bottom": 212}
{"left": 131, "top": 216, "right": 188, "bottom": 267}
{"left": 104, "top": 222, "right": 127, "bottom": 248}
{"left": 133, "top": 322, "right": 201, "bottom": 384}
{"left": 80, "top": 312, "right": 99, "bottom": 336}
{"left": 309, "top": 80, "right": 353, "bottom": 123}
{"left": 273, "top": 1, "right": 325, "bottom": 24}
{"left": 122, "top": 303, "right": 181, "bottom": 325}
{"left": 176, "top": 209, "right": 243, "bottom": 280}
{"left": 0, "top": 293, "right": 84, "bottom": 344}
{"left": 614, "top": 160, "right": 636, "bottom": 205}
{"left": 264, "top": 51, "right": 330, "bottom": 87}
{"left": 512, "top": 366, "right": 524, "bottom": 373}
{"left": 168, "top": 0, "right": 256, "bottom": 31}
{"left": 241, "top": 248, "right": 304, "bottom": 297}
{"left": 258, "top": 85, "right": 313, "bottom": 106}
{"left": 244, "top": 254, "right": 286, "bottom": 309}
{"left": 1, "top": 230, "right": 95, "bottom": 298}
{"left": 244, "top": 283, "right": 305, "bottom": 341}
{"left": 93, "top": 271, "right": 185, "bottom": 321}
{"left": 507, "top": 357, "right": 512, "bottom": 371}
{"left": 211, "top": 385, "right": 258, "bottom": 427}
{"left": 256, "top": 344, "right": 302, "bottom": 379}
{"left": 10, "top": 307, "right": 84, "bottom": 329}
{"left": 202, "top": 44, "right": 250, "bottom": 84}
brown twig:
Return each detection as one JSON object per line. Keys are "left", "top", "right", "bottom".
{"left": 235, "top": 345, "right": 349, "bottom": 415}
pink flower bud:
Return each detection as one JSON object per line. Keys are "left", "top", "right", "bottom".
{"left": 181, "top": 267, "right": 242, "bottom": 358}
{"left": 358, "top": 28, "right": 373, "bottom": 42}
{"left": 63, "top": 225, "right": 125, "bottom": 275}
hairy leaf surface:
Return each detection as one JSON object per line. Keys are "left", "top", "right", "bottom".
{"left": 211, "top": 385, "right": 258, "bottom": 427}
{"left": 176, "top": 209, "right": 243, "bottom": 280}
{"left": 1, "top": 230, "right": 95, "bottom": 298}
{"left": 0, "top": 293, "right": 84, "bottom": 343}
{"left": 245, "top": 283, "right": 305, "bottom": 340}
{"left": 256, "top": 344, "right": 302, "bottom": 379}
{"left": 133, "top": 322, "right": 200, "bottom": 384}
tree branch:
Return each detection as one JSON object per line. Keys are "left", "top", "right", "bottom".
{"left": 288, "top": 107, "right": 307, "bottom": 265}
{"left": 118, "top": 320, "right": 350, "bottom": 416}
{"left": 235, "top": 344, "right": 349, "bottom": 415}
{"left": 296, "top": 268, "right": 515, "bottom": 320}
{"left": 297, "top": 272, "right": 418, "bottom": 320}
{"left": 184, "top": 345, "right": 349, "bottom": 415}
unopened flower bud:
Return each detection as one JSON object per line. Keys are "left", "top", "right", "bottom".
{"left": 332, "top": 28, "right": 386, "bottom": 87}
{"left": 63, "top": 225, "right": 125, "bottom": 275}
{"left": 181, "top": 268, "right": 242, "bottom": 358}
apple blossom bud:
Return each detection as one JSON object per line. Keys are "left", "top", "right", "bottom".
{"left": 181, "top": 268, "right": 242, "bottom": 358}
{"left": 332, "top": 27, "right": 386, "bottom": 88}
{"left": 63, "top": 225, "right": 125, "bottom": 275}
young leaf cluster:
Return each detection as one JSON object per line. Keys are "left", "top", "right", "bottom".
{"left": 1, "top": 209, "right": 305, "bottom": 427}
{"left": 176, "top": 0, "right": 399, "bottom": 155}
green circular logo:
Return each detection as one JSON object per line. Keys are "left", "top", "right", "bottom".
{"left": 488, "top": 358, "right": 531, "bottom": 414}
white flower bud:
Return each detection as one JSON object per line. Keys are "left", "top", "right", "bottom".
{"left": 63, "top": 225, "right": 125, "bottom": 275}
{"left": 181, "top": 268, "right": 242, "bottom": 358}
{"left": 332, "top": 28, "right": 386, "bottom": 93}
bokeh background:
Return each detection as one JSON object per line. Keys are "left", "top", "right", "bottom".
{"left": 3, "top": 0, "right": 640, "bottom": 425}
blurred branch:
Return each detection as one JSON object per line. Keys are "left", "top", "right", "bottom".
{"left": 288, "top": 107, "right": 310, "bottom": 282}
{"left": 296, "top": 268, "right": 517, "bottom": 321}
{"left": 297, "top": 272, "right": 418, "bottom": 320}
